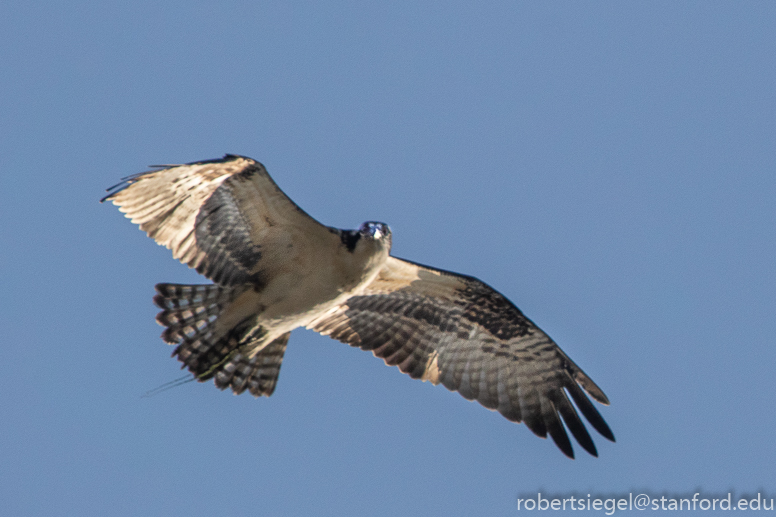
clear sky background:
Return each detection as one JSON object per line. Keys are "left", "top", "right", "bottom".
{"left": 2, "top": 2, "right": 774, "bottom": 516}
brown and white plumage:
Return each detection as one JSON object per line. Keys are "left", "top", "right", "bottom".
{"left": 103, "top": 154, "right": 614, "bottom": 458}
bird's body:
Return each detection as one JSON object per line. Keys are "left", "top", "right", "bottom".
{"left": 104, "top": 154, "right": 614, "bottom": 458}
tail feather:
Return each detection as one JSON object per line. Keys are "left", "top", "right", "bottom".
{"left": 214, "top": 333, "right": 290, "bottom": 396}
{"left": 153, "top": 283, "right": 288, "bottom": 397}
{"left": 154, "top": 283, "right": 233, "bottom": 345}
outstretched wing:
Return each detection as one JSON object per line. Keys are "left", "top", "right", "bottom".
{"left": 310, "top": 256, "right": 614, "bottom": 458}
{"left": 103, "top": 155, "right": 338, "bottom": 286}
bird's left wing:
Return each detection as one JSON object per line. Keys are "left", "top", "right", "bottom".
{"left": 103, "top": 155, "right": 337, "bottom": 286}
{"left": 309, "top": 256, "right": 614, "bottom": 458}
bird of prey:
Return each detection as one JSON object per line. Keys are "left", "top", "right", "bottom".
{"left": 103, "top": 154, "right": 614, "bottom": 458}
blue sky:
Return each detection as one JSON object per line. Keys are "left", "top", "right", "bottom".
{"left": 2, "top": 2, "right": 774, "bottom": 515}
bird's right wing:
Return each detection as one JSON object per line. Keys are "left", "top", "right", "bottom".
{"left": 103, "top": 155, "right": 339, "bottom": 286}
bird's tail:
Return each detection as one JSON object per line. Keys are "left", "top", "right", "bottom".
{"left": 153, "top": 283, "right": 289, "bottom": 396}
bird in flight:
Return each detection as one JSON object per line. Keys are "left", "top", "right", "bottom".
{"left": 103, "top": 154, "right": 614, "bottom": 458}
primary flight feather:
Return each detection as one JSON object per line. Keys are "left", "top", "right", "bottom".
{"left": 103, "top": 154, "right": 614, "bottom": 458}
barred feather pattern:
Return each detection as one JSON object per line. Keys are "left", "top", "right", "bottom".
{"left": 312, "top": 257, "right": 615, "bottom": 458}
{"left": 213, "top": 333, "right": 290, "bottom": 396}
{"left": 153, "top": 283, "right": 289, "bottom": 396}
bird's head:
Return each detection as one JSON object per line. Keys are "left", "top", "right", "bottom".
{"left": 356, "top": 221, "right": 392, "bottom": 255}
{"left": 339, "top": 221, "right": 392, "bottom": 258}
{"left": 359, "top": 221, "right": 391, "bottom": 242}
{"left": 336, "top": 221, "right": 392, "bottom": 284}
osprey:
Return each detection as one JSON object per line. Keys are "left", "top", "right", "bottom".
{"left": 103, "top": 154, "right": 614, "bottom": 458}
